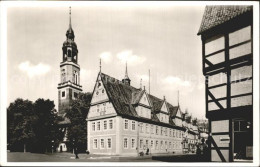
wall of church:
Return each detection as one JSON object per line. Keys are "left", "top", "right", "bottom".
{"left": 58, "top": 87, "right": 72, "bottom": 115}
{"left": 60, "top": 64, "right": 80, "bottom": 85}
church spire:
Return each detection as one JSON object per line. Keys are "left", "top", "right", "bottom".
{"left": 99, "top": 58, "right": 102, "bottom": 73}
{"left": 69, "top": 6, "right": 72, "bottom": 29}
{"left": 66, "top": 6, "right": 75, "bottom": 40}
{"left": 122, "top": 61, "right": 131, "bottom": 86}
{"left": 125, "top": 61, "right": 129, "bottom": 79}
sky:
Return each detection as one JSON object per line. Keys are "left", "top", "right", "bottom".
{"left": 7, "top": 4, "right": 206, "bottom": 119}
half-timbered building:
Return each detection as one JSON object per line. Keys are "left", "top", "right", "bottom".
{"left": 198, "top": 6, "right": 253, "bottom": 162}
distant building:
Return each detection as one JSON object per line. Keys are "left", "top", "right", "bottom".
{"left": 198, "top": 6, "right": 253, "bottom": 162}
{"left": 86, "top": 67, "right": 199, "bottom": 155}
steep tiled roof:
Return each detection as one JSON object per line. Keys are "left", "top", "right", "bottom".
{"left": 198, "top": 5, "right": 252, "bottom": 35}
{"left": 166, "top": 102, "right": 179, "bottom": 118}
{"left": 148, "top": 94, "right": 164, "bottom": 113}
{"left": 99, "top": 73, "right": 180, "bottom": 126}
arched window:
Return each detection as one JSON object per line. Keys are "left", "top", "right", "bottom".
{"left": 73, "top": 71, "right": 78, "bottom": 84}
{"left": 68, "top": 49, "right": 72, "bottom": 57}
{"left": 62, "top": 69, "right": 66, "bottom": 82}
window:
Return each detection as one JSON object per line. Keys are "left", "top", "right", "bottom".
{"left": 156, "top": 141, "right": 159, "bottom": 149}
{"left": 151, "top": 140, "right": 154, "bottom": 148}
{"left": 92, "top": 122, "right": 95, "bottom": 131}
{"left": 100, "top": 139, "right": 104, "bottom": 149}
{"left": 169, "top": 142, "right": 172, "bottom": 149}
{"left": 173, "top": 130, "right": 175, "bottom": 137}
{"left": 109, "top": 119, "right": 113, "bottom": 129}
{"left": 140, "top": 139, "right": 143, "bottom": 148}
{"left": 62, "top": 91, "right": 65, "bottom": 97}
{"left": 146, "top": 124, "right": 149, "bottom": 133}
{"left": 132, "top": 121, "right": 135, "bottom": 130}
{"left": 124, "top": 119, "right": 128, "bottom": 130}
{"left": 165, "top": 141, "right": 168, "bottom": 149}
{"left": 97, "top": 121, "right": 100, "bottom": 131}
{"left": 169, "top": 130, "right": 172, "bottom": 137}
{"left": 131, "top": 139, "right": 135, "bottom": 149}
{"left": 161, "top": 141, "right": 163, "bottom": 149}
{"left": 73, "top": 71, "right": 78, "bottom": 84}
{"left": 93, "top": 139, "right": 97, "bottom": 149}
{"left": 151, "top": 125, "right": 154, "bottom": 134}
{"left": 123, "top": 138, "right": 128, "bottom": 149}
{"left": 146, "top": 140, "right": 149, "bottom": 148}
{"left": 156, "top": 126, "right": 159, "bottom": 135}
{"left": 140, "top": 123, "right": 143, "bottom": 133}
{"left": 68, "top": 49, "right": 72, "bottom": 57}
{"left": 104, "top": 120, "right": 107, "bottom": 130}
{"left": 74, "top": 92, "right": 78, "bottom": 99}
{"left": 165, "top": 128, "right": 168, "bottom": 136}
{"left": 107, "top": 138, "right": 111, "bottom": 149}
{"left": 161, "top": 127, "right": 163, "bottom": 135}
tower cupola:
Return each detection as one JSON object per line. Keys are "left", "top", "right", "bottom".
{"left": 62, "top": 7, "right": 78, "bottom": 63}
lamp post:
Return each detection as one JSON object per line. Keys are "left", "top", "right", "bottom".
{"left": 52, "top": 140, "right": 54, "bottom": 154}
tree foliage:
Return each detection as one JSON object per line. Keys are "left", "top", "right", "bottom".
{"left": 32, "top": 98, "right": 60, "bottom": 153}
{"left": 7, "top": 98, "right": 60, "bottom": 153}
{"left": 7, "top": 98, "right": 35, "bottom": 152}
{"left": 65, "top": 92, "right": 92, "bottom": 153}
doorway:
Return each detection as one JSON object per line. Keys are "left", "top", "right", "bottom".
{"left": 233, "top": 119, "right": 253, "bottom": 160}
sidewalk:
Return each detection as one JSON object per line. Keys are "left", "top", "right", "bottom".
{"left": 51, "top": 151, "right": 189, "bottom": 160}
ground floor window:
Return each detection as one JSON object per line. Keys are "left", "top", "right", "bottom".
{"left": 93, "top": 139, "right": 98, "bottom": 149}
{"left": 131, "top": 138, "right": 135, "bottom": 149}
{"left": 140, "top": 139, "right": 143, "bottom": 149}
{"left": 107, "top": 138, "right": 111, "bottom": 149}
{"left": 161, "top": 141, "right": 164, "bottom": 149}
{"left": 145, "top": 140, "right": 149, "bottom": 148}
{"left": 156, "top": 141, "right": 159, "bottom": 149}
{"left": 100, "top": 139, "right": 104, "bottom": 149}
{"left": 151, "top": 140, "right": 154, "bottom": 149}
{"left": 124, "top": 138, "right": 128, "bottom": 149}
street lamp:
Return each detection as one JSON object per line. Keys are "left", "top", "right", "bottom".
{"left": 51, "top": 140, "right": 54, "bottom": 154}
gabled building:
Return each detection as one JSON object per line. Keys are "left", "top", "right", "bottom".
{"left": 86, "top": 65, "right": 199, "bottom": 155}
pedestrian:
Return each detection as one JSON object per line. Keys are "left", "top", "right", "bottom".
{"left": 75, "top": 147, "right": 79, "bottom": 159}
{"left": 204, "top": 140, "right": 210, "bottom": 162}
{"left": 196, "top": 144, "right": 201, "bottom": 156}
{"left": 146, "top": 148, "right": 149, "bottom": 155}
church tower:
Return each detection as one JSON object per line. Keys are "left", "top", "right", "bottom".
{"left": 58, "top": 7, "right": 82, "bottom": 116}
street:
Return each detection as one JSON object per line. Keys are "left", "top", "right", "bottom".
{"left": 7, "top": 152, "right": 162, "bottom": 162}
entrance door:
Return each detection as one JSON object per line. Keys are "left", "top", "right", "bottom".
{"left": 60, "top": 145, "right": 63, "bottom": 152}
{"left": 233, "top": 119, "right": 253, "bottom": 160}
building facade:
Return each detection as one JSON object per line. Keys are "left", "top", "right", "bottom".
{"left": 198, "top": 6, "right": 253, "bottom": 162}
{"left": 86, "top": 68, "right": 199, "bottom": 155}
